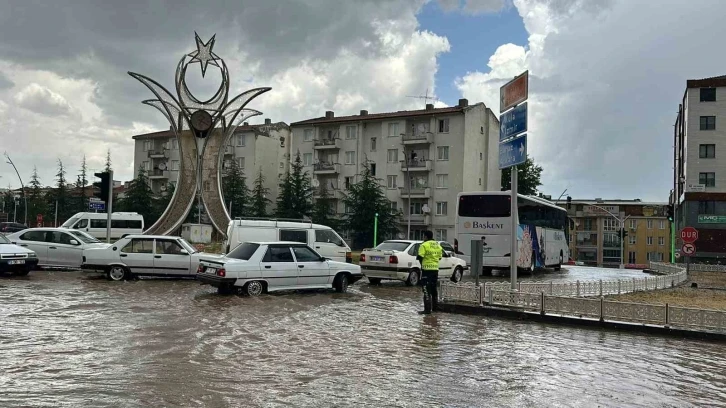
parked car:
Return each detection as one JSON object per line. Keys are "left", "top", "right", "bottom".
{"left": 0, "top": 233, "right": 38, "bottom": 276}
{"left": 359, "top": 240, "right": 468, "bottom": 286}
{"left": 197, "top": 241, "right": 364, "bottom": 296}
{"left": 0, "top": 222, "right": 27, "bottom": 233}
{"left": 224, "top": 218, "right": 352, "bottom": 263}
{"left": 82, "top": 235, "right": 212, "bottom": 281}
{"left": 7, "top": 228, "right": 111, "bottom": 269}
{"left": 61, "top": 212, "right": 144, "bottom": 240}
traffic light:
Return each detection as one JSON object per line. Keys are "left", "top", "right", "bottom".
{"left": 93, "top": 171, "right": 111, "bottom": 201}
{"left": 619, "top": 228, "right": 628, "bottom": 240}
{"left": 566, "top": 196, "right": 572, "bottom": 210}
{"left": 666, "top": 205, "right": 674, "bottom": 222}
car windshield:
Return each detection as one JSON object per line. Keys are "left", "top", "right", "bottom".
{"left": 61, "top": 217, "right": 79, "bottom": 228}
{"left": 178, "top": 239, "right": 198, "bottom": 254}
{"left": 0, "top": 234, "right": 10, "bottom": 244}
{"left": 69, "top": 230, "right": 101, "bottom": 243}
{"left": 374, "top": 241, "right": 412, "bottom": 252}
{"left": 227, "top": 242, "right": 260, "bottom": 260}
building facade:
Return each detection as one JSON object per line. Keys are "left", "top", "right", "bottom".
{"left": 132, "top": 120, "right": 291, "bottom": 202}
{"left": 289, "top": 99, "right": 501, "bottom": 242}
{"left": 673, "top": 76, "right": 726, "bottom": 262}
{"left": 556, "top": 199, "right": 671, "bottom": 268}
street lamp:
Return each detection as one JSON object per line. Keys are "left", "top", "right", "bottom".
{"left": 586, "top": 203, "right": 630, "bottom": 269}
{"left": 4, "top": 153, "right": 27, "bottom": 226}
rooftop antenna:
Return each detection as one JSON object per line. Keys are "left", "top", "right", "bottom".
{"left": 406, "top": 88, "right": 440, "bottom": 107}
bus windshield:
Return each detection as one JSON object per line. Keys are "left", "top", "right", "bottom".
{"left": 458, "top": 195, "right": 511, "bottom": 217}
{"left": 62, "top": 217, "right": 79, "bottom": 228}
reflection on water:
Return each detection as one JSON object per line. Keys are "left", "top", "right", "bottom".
{"left": 0, "top": 271, "right": 725, "bottom": 407}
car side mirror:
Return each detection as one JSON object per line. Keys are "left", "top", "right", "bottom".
{"left": 320, "top": 257, "right": 328, "bottom": 262}
{"left": 180, "top": 249, "right": 189, "bottom": 255}
{"left": 70, "top": 240, "right": 79, "bottom": 246}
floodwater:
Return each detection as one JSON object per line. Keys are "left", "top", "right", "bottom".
{"left": 462, "top": 265, "right": 648, "bottom": 284}
{"left": 1, "top": 269, "right": 725, "bottom": 408}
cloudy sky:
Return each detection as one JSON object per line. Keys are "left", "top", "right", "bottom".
{"left": 0, "top": 0, "right": 724, "bottom": 202}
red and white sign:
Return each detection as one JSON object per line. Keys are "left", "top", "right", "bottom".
{"left": 680, "top": 227, "right": 699, "bottom": 244}
{"left": 500, "top": 71, "right": 529, "bottom": 113}
{"left": 682, "top": 243, "right": 696, "bottom": 256}
{"left": 36, "top": 214, "right": 43, "bottom": 228}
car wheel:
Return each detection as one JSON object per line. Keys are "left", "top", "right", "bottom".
{"left": 481, "top": 267, "right": 493, "bottom": 276}
{"left": 451, "top": 266, "right": 464, "bottom": 283}
{"left": 107, "top": 266, "right": 128, "bottom": 281}
{"left": 405, "top": 270, "right": 420, "bottom": 286}
{"left": 368, "top": 277, "right": 382, "bottom": 285}
{"left": 13, "top": 269, "right": 30, "bottom": 277}
{"left": 554, "top": 252, "right": 563, "bottom": 271}
{"left": 334, "top": 274, "right": 349, "bottom": 293}
{"left": 217, "top": 284, "right": 235, "bottom": 295}
{"left": 244, "top": 281, "right": 264, "bottom": 297}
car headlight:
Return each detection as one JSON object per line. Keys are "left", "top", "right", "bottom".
{"left": 26, "top": 252, "right": 37, "bottom": 258}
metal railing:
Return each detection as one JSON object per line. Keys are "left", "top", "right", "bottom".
{"left": 313, "top": 162, "right": 338, "bottom": 172}
{"left": 402, "top": 159, "right": 428, "bottom": 168}
{"left": 402, "top": 133, "right": 432, "bottom": 142}
{"left": 314, "top": 138, "right": 338, "bottom": 147}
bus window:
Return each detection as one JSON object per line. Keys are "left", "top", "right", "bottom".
{"left": 458, "top": 195, "right": 510, "bottom": 217}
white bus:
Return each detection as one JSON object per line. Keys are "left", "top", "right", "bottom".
{"left": 455, "top": 191, "right": 569, "bottom": 274}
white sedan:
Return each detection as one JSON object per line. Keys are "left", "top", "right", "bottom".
{"left": 197, "top": 241, "right": 364, "bottom": 296}
{"left": 359, "top": 240, "right": 468, "bottom": 286}
{"left": 7, "top": 227, "right": 111, "bottom": 269}
{"left": 82, "top": 235, "right": 213, "bottom": 281}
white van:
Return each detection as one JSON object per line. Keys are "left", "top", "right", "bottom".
{"left": 61, "top": 212, "right": 145, "bottom": 240}
{"left": 224, "top": 218, "right": 352, "bottom": 263}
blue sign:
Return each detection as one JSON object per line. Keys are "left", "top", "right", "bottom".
{"left": 500, "top": 102, "right": 527, "bottom": 142}
{"left": 89, "top": 202, "right": 106, "bottom": 211}
{"left": 499, "top": 134, "right": 527, "bottom": 169}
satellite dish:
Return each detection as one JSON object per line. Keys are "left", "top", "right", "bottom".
{"left": 158, "top": 163, "right": 167, "bottom": 171}
{"left": 312, "top": 179, "right": 320, "bottom": 187}
{"left": 422, "top": 204, "right": 430, "bottom": 213}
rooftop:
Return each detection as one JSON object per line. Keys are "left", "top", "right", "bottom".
{"left": 132, "top": 121, "right": 289, "bottom": 140}
{"left": 687, "top": 75, "right": 726, "bottom": 88}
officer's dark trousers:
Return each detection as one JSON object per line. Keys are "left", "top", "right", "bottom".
{"left": 421, "top": 270, "right": 439, "bottom": 312}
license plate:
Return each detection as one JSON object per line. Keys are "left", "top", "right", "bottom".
{"left": 371, "top": 256, "right": 384, "bottom": 262}
{"left": 206, "top": 267, "right": 216, "bottom": 274}
{"left": 8, "top": 260, "right": 25, "bottom": 265}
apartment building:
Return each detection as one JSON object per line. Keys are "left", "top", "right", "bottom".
{"left": 555, "top": 199, "right": 671, "bottom": 268}
{"left": 673, "top": 75, "right": 726, "bottom": 262}
{"left": 132, "top": 120, "right": 291, "bottom": 200}
{"left": 289, "top": 99, "right": 500, "bottom": 242}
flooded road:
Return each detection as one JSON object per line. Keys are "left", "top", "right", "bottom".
{"left": 1, "top": 269, "right": 725, "bottom": 407}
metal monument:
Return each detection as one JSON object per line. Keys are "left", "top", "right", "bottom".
{"left": 129, "top": 33, "right": 270, "bottom": 235}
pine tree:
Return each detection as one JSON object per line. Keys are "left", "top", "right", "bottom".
{"left": 276, "top": 151, "right": 313, "bottom": 219}
{"left": 249, "top": 169, "right": 271, "bottom": 218}
{"left": 75, "top": 155, "right": 88, "bottom": 213}
{"left": 342, "top": 162, "right": 401, "bottom": 249}
{"left": 104, "top": 149, "right": 113, "bottom": 173}
{"left": 311, "top": 182, "right": 338, "bottom": 229}
{"left": 49, "top": 159, "right": 71, "bottom": 223}
{"left": 28, "top": 167, "right": 48, "bottom": 225}
{"left": 222, "top": 159, "right": 250, "bottom": 218}
{"left": 119, "top": 167, "right": 155, "bottom": 226}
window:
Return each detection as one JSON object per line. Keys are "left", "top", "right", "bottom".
{"left": 390, "top": 201, "right": 398, "bottom": 214}
{"left": 480, "top": 152, "right": 482, "bottom": 160}
{"left": 91, "top": 219, "right": 107, "bottom": 229}
{"left": 647, "top": 236, "right": 653, "bottom": 246}
{"left": 344, "top": 203, "right": 352, "bottom": 214}
{"left": 237, "top": 157, "right": 245, "bottom": 169}
{"left": 410, "top": 202, "right": 424, "bottom": 215}
{"left": 583, "top": 219, "right": 593, "bottom": 231}
{"left": 603, "top": 218, "right": 618, "bottom": 231}
{"left": 700, "top": 144, "right": 715, "bottom": 158}
{"left": 292, "top": 246, "right": 321, "bottom": 262}
{"left": 700, "top": 116, "right": 716, "bottom": 130}
{"left": 20, "top": 230, "right": 46, "bottom": 242}
{"left": 435, "top": 229, "right": 448, "bottom": 242}
{"left": 280, "top": 162, "right": 284, "bottom": 169}
{"left": 171, "top": 160, "right": 180, "bottom": 171}
{"left": 264, "top": 246, "right": 295, "bottom": 262}
{"left": 479, "top": 178, "right": 482, "bottom": 186}
{"left": 436, "top": 174, "right": 448, "bottom": 188}
{"left": 647, "top": 219, "right": 653, "bottom": 229}
{"left": 52, "top": 231, "right": 78, "bottom": 245}
{"left": 387, "top": 175, "right": 397, "bottom": 189}
{"left": 111, "top": 220, "right": 142, "bottom": 229}
{"left": 346, "top": 126, "right": 356, "bottom": 140}
{"left": 700, "top": 88, "right": 716, "bottom": 102}
{"left": 437, "top": 146, "right": 449, "bottom": 161}
{"left": 303, "top": 129, "right": 313, "bottom": 142}
{"left": 371, "top": 137, "right": 377, "bottom": 151}
{"left": 172, "top": 139, "right": 178, "bottom": 150}
{"left": 387, "top": 149, "right": 398, "bottom": 163}
{"left": 142, "top": 161, "right": 150, "bottom": 171}
{"left": 370, "top": 163, "right": 376, "bottom": 176}
{"left": 440, "top": 241, "right": 455, "bottom": 253}
{"left": 699, "top": 201, "right": 716, "bottom": 215}
{"left": 279, "top": 230, "right": 308, "bottom": 243}
{"left": 228, "top": 243, "right": 259, "bottom": 260}
{"left": 303, "top": 153, "right": 313, "bottom": 166}
{"left": 659, "top": 220, "right": 665, "bottom": 229}
{"left": 436, "top": 201, "right": 448, "bottom": 216}
{"left": 236, "top": 134, "right": 245, "bottom": 146}
{"left": 143, "top": 140, "right": 152, "bottom": 151}
{"left": 409, "top": 175, "right": 427, "bottom": 189}
{"left": 345, "top": 151, "right": 356, "bottom": 165}
{"left": 156, "top": 240, "right": 185, "bottom": 255}
{"left": 75, "top": 219, "right": 88, "bottom": 229}
{"left": 647, "top": 252, "right": 664, "bottom": 262}
{"left": 628, "top": 252, "right": 636, "bottom": 264}
{"left": 629, "top": 235, "right": 636, "bottom": 245}
{"left": 438, "top": 118, "right": 449, "bottom": 133}
{"left": 699, "top": 172, "right": 716, "bottom": 187}
{"left": 388, "top": 123, "right": 399, "bottom": 137}
{"left": 344, "top": 176, "right": 353, "bottom": 189}
{"left": 121, "top": 239, "right": 154, "bottom": 254}
{"left": 629, "top": 219, "right": 637, "bottom": 229}
{"left": 315, "top": 230, "right": 345, "bottom": 247}
{"left": 658, "top": 237, "right": 665, "bottom": 246}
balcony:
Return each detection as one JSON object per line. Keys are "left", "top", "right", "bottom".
{"left": 313, "top": 138, "right": 341, "bottom": 150}
{"left": 313, "top": 187, "right": 343, "bottom": 200}
{"left": 402, "top": 132, "right": 433, "bottom": 145}
{"left": 400, "top": 214, "right": 428, "bottom": 225}
{"left": 399, "top": 187, "right": 431, "bottom": 199}
{"left": 400, "top": 160, "right": 431, "bottom": 172}
{"left": 147, "top": 150, "right": 167, "bottom": 159}
{"left": 313, "top": 162, "right": 340, "bottom": 175}
{"left": 224, "top": 146, "right": 235, "bottom": 156}
{"left": 148, "top": 169, "right": 169, "bottom": 179}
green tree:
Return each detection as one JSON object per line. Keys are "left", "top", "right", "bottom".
{"left": 501, "top": 155, "right": 543, "bottom": 195}
{"left": 154, "top": 182, "right": 175, "bottom": 223}
{"left": 311, "top": 182, "right": 338, "bottom": 229}
{"left": 249, "top": 169, "right": 271, "bottom": 218}
{"left": 276, "top": 151, "right": 313, "bottom": 219}
{"left": 75, "top": 155, "right": 88, "bottom": 213}
{"left": 2, "top": 186, "right": 19, "bottom": 222}
{"left": 49, "top": 159, "right": 72, "bottom": 223}
{"left": 104, "top": 149, "right": 113, "bottom": 173}
{"left": 222, "top": 159, "right": 250, "bottom": 218}
{"left": 28, "top": 167, "right": 48, "bottom": 224}
{"left": 342, "top": 162, "right": 401, "bottom": 249}
{"left": 119, "top": 167, "right": 155, "bottom": 226}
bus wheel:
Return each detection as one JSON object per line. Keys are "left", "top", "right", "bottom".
{"left": 481, "top": 267, "right": 493, "bottom": 276}
{"left": 554, "top": 252, "right": 563, "bottom": 271}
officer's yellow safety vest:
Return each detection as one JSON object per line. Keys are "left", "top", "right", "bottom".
{"left": 418, "top": 240, "right": 442, "bottom": 270}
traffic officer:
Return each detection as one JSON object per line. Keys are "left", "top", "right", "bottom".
{"left": 417, "top": 230, "right": 443, "bottom": 314}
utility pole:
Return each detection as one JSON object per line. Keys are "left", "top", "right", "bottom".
{"left": 510, "top": 167, "right": 518, "bottom": 290}
{"left": 586, "top": 203, "right": 630, "bottom": 269}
